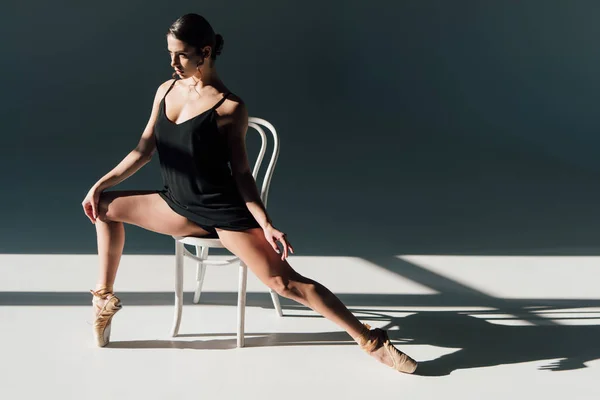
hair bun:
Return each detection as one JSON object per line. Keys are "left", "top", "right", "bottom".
{"left": 214, "top": 34, "right": 224, "bottom": 56}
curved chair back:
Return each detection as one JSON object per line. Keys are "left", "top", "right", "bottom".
{"left": 247, "top": 117, "right": 280, "bottom": 208}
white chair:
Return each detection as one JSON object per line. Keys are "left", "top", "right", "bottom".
{"left": 170, "top": 117, "right": 283, "bottom": 348}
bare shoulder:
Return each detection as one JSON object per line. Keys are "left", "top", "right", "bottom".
{"left": 216, "top": 92, "right": 248, "bottom": 121}
{"left": 155, "top": 78, "right": 176, "bottom": 100}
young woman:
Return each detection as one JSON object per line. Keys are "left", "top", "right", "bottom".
{"left": 81, "top": 13, "right": 417, "bottom": 374}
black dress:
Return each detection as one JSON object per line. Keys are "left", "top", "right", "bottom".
{"left": 153, "top": 79, "right": 261, "bottom": 237}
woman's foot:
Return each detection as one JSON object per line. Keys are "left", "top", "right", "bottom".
{"left": 90, "top": 288, "right": 122, "bottom": 347}
{"left": 355, "top": 323, "right": 418, "bottom": 374}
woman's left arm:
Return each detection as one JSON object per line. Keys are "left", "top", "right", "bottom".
{"left": 221, "top": 100, "right": 294, "bottom": 260}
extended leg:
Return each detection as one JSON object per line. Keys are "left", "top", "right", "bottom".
{"left": 217, "top": 228, "right": 417, "bottom": 373}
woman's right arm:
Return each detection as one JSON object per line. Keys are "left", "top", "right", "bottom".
{"left": 93, "top": 79, "right": 173, "bottom": 191}
{"left": 82, "top": 79, "right": 174, "bottom": 223}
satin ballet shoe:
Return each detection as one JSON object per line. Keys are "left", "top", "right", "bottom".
{"left": 356, "top": 323, "right": 418, "bottom": 374}
{"left": 90, "top": 288, "right": 122, "bottom": 347}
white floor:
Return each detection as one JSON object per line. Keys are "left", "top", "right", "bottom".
{"left": 0, "top": 253, "right": 599, "bottom": 400}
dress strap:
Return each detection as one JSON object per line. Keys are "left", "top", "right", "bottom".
{"left": 211, "top": 92, "right": 231, "bottom": 111}
{"left": 163, "top": 79, "right": 178, "bottom": 100}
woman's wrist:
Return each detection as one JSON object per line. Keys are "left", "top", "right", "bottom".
{"left": 94, "top": 180, "right": 109, "bottom": 192}
{"left": 257, "top": 219, "right": 271, "bottom": 230}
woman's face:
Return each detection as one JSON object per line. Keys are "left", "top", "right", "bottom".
{"left": 166, "top": 34, "right": 209, "bottom": 78}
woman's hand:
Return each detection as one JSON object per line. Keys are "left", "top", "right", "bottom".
{"left": 263, "top": 224, "right": 294, "bottom": 260}
{"left": 82, "top": 185, "right": 103, "bottom": 224}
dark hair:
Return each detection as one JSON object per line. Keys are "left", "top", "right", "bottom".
{"left": 167, "top": 13, "right": 224, "bottom": 61}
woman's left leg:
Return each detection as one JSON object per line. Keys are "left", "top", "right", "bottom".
{"left": 216, "top": 227, "right": 416, "bottom": 372}
{"left": 217, "top": 227, "right": 366, "bottom": 338}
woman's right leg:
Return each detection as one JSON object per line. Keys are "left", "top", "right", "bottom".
{"left": 90, "top": 190, "right": 215, "bottom": 346}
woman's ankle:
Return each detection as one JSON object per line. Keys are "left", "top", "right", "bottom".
{"left": 94, "top": 284, "right": 114, "bottom": 293}
{"left": 353, "top": 323, "right": 373, "bottom": 346}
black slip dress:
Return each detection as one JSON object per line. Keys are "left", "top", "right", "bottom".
{"left": 153, "top": 79, "right": 261, "bottom": 237}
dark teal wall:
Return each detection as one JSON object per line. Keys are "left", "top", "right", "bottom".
{"left": 2, "top": 1, "right": 600, "bottom": 255}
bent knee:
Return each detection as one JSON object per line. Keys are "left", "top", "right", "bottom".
{"left": 267, "top": 275, "right": 316, "bottom": 299}
{"left": 266, "top": 276, "right": 289, "bottom": 295}
{"left": 97, "top": 192, "right": 121, "bottom": 222}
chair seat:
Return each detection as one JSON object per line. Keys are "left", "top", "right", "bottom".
{"left": 172, "top": 235, "right": 227, "bottom": 248}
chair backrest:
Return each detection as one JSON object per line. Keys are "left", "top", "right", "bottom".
{"left": 247, "top": 117, "right": 280, "bottom": 208}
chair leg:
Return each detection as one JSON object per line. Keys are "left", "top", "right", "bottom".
{"left": 171, "top": 240, "right": 184, "bottom": 337}
{"left": 237, "top": 261, "right": 248, "bottom": 348}
{"left": 269, "top": 289, "right": 283, "bottom": 317}
{"left": 193, "top": 246, "right": 208, "bottom": 304}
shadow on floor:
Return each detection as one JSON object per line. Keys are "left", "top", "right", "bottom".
{"left": 105, "top": 307, "right": 600, "bottom": 375}
{"left": 394, "top": 311, "right": 600, "bottom": 376}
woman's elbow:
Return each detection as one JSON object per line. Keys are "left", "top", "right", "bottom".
{"left": 133, "top": 146, "right": 154, "bottom": 162}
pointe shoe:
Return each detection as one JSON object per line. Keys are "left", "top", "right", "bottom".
{"left": 357, "top": 323, "right": 418, "bottom": 374}
{"left": 90, "top": 289, "right": 122, "bottom": 347}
